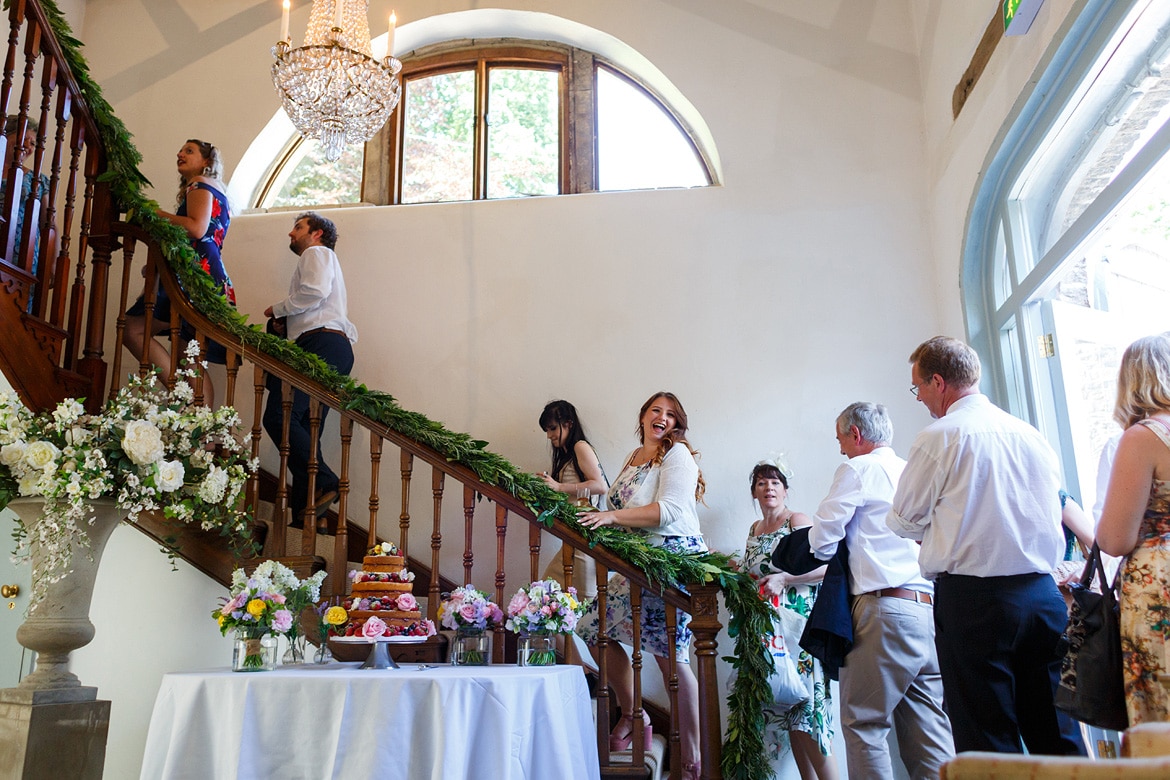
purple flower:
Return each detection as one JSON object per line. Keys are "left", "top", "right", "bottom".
{"left": 272, "top": 609, "right": 293, "bottom": 633}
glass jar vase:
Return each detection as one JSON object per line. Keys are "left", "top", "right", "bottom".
{"left": 233, "top": 634, "right": 278, "bottom": 672}
{"left": 282, "top": 632, "right": 307, "bottom": 665}
{"left": 451, "top": 628, "right": 490, "bottom": 665}
{"left": 517, "top": 632, "right": 556, "bottom": 667}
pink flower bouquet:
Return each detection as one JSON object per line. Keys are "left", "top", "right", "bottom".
{"left": 504, "top": 579, "right": 588, "bottom": 636}
{"left": 438, "top": 585, "right": 504, "bottom": 633}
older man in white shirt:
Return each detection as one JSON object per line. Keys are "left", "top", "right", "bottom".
{"left": 797, "top": 401, "right": 953, "bottom": 779}
{"left": 263, "top": 211, "right": 358, "bottom": 533}
{"left": 888, "top": 336, "right": 1085, "bottom": 756}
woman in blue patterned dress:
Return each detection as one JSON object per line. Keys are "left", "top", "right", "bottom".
{"left": 577, "top": 391, "right": 707, "bottom": 780}
{"left": 124, "top": 139, "right": 235, "bottom": 405}
{"left": 1098, "top": 333, "right": 1170, "bottom": 725}
{"left": 741, "top": 460, "right": 838, "bottom": 779}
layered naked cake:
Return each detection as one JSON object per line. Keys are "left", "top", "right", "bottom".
{"left": 333, "top": 542, "right": 436, "bottom": 638}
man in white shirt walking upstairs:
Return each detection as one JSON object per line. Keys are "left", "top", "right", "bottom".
{"left": 263, "top": 211, "right": 358, "bottom": 533}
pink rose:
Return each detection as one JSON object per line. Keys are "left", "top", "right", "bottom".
{"left": 459, "top": 603, "right": 479, "bottom": 622}
{"left": 272, "top": 609, "right": 293, "bottom": 633}
{"left": 489, "top": 605, "right": 504, "bottom": 623}
{"left": 508, "top": 591, "right": 530, "bottom": 616}
{"left": 396, "top": 593, "right": 418, "bottom": 612}
{"left": 362, "top": 616, "right": 388, "bottom": 639}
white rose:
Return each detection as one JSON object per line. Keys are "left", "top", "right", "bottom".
{"left": 1, "top": 442, "right": 26, "bottom": 468}
{"left": 122, "top": 420, "right": 165, "bottom": 466}
{"left": 156, "top": 460, "right": 185, "bottom": 492}
{"left": 23, "top": 440, "right": 60, "bottom": 470}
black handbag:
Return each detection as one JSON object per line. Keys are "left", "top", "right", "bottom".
{"left": 1055, "top": 542, "right": 1128, "bottom": 731}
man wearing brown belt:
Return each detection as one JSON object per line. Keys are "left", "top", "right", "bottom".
{"left": 263, "top": 211, "right": 357, "bottom": 533}
{"left": 776, "top": 401, "right": 953, "bottom": 779}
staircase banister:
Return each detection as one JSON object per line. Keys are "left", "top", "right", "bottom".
{"left": 22, "top": 0, "right": 103, "bottom": 148}
{"left": 115, "top": 220, "right": 706, "bottom": 612}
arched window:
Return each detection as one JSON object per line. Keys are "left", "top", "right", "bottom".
{"left": 245, "top": 30, "right": 717, "bottom": 209}
{"left": 965, "top": 0, "right": 1170, "bottom": 509}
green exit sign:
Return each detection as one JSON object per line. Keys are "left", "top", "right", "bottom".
{"left": 1004, "top": 0, "right": 1043, "bottom": 36}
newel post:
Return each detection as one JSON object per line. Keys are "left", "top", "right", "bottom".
{"left": 688, "top": 582, "right": 724, "bottom": 780}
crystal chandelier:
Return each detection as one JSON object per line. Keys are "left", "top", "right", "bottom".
{"left": 271, "top": 0, "right": 401, "bottom": 162}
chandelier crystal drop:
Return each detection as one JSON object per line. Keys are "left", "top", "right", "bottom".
{"left": 271, "top": 0, "right": 401, "bottom": 162}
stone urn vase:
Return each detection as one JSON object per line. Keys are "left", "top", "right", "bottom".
{"left": 6, "top": 496, "right": 128, "bottom": 700}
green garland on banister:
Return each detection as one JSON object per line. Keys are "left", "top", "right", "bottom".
{"left": 35, "top": 1, "right": 776, "bottom": 777}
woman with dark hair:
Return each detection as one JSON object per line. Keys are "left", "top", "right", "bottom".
{"left": 741, "top": 459, "right": 837, "bottom": 779}
{"left": 536, "top": 400, "right": 607, "bottom": 597}
{"left": 124, "top": 139, "right": 235, "bottom": 405}
{"left": 1097, "top": 333, "right": 1170, "bottom": 724}
{"left": 576, "top": 391, "right": 707, "bottom": 779}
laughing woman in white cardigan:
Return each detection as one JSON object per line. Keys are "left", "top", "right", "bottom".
{"left": 577, "top": 391, "right": 707, "bottom": 780}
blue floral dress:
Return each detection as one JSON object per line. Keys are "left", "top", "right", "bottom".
{"left": 576, "top": 458, "right": 707, "bottom": 660}
{"left": 127, "top": 181, "right": 235, "bottom": 362}
{"left": 743, "top": 522, "right": 834, "bottom": 758}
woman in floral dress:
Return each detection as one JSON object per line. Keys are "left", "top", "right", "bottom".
{"left": 576, "top": 391, "right": 707, "bottom": 780}
{"left": 124, "top": 139, "right": 235, "bottom": 405}
{"left": 741, "top": 460, "right": 838, "bottom": 779}
{"left": 1098, "top": 333, "right": 1170, "bottom": 725}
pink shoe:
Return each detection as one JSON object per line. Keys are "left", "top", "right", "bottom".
{"left": 608, "top": 713, "right": 653, "bottom": 751}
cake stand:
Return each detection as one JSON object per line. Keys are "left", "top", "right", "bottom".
{"left": 331, "top": 635, "right": 429, "bottom": 669}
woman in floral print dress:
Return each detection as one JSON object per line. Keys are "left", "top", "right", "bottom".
{"left": 741, "top": 460, "right": 838, "bottom": 779}
{"left": 1098, "top": 333, "right": 1170, "bottom": 725}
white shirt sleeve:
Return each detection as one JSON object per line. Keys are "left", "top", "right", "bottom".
{"left": 807, "top": 462, "right": 863, "bottom": 560}
{"left": 653, "top": 443, "right": 699, "bottom": 528}
{"left": 272, "top": 247, "right": 334, "bottom": 318}
{"left": 887, "top": 443, "right": 940, "bottom": 541}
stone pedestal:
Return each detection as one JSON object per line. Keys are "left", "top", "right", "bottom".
{"left": 0, "top": 688, "right": 110, "bottom": 779}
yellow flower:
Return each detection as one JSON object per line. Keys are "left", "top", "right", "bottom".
{"left": 325, "top": 606, "right": 348, "bottom": 625}
{"left": 246, "top": 599, "right": 266, "bottom": 617}
{"left": 567, "top": 596, "right": 578, "bottom": 610}
{"left": 218, "top": 614, "right": 225, "bottom": 628}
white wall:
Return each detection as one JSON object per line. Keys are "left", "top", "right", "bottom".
{"left": 64, "top": 0, "right": 1085, "bottom": 777}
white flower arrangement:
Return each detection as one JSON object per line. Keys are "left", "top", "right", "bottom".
{"left": 1, "top": 342, "right": 259, "bottom": 610}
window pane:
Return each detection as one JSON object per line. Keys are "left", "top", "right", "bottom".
{"left": 265, "top": 139, "right": 362, "bottom": 208}
{"left": 597, "top": 67, "right": 707, "bottom": 191}
{"left": 402, "top": 70, "right": 476, "bottom": 204}
{"left": 486, "top": 67, "right": 559, "bottom": 199}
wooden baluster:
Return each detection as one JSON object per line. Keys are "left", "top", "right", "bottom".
{"left": 136, "top": 247, "right": 159, "bottom": 379}
{"left": 334, "top": 415, "right": 353, "bottom": 596}
{"left": 301, "top": 396, "right": 324, "bottom": 553}
{"left": 398, "top": 449, "right": 412, "bottom": 556}
{"left": 27, "top": 52, "right": 55, "bottom": 318}
{"left": 107, "top": 231, "right": 136, "bottom": 395}
{"left": 11, "top": 20, "right": 39, "bottom": 272}
{"left": 77, "top": 179, "right": 111, "bottom": 409}
{"left": 59, "top": 117, "right": 84, "bottom": 369}
{"left": 462, "top": 485, "right": 475, "bottom": 585}
{"left": 528, "top": 522, "right": 541, "bottom": 585}
{"left": 560, "top": 543, "right": 580, "bottom": 666}
{"left": 664, "top": 603, "right": 678, "bottom": 779}
{"left": 631, "top": 584, "right": 647, "bottom": 771}
{"left": 46, "top": 83, "right": 71, "bottom": 327}
{"left": 367, "top": 434, "right": 382, "bottom": 545}
{"left": 689, "top": 584, "right": 724, "bottom": 780}
{"left": 274, "top": 381, "right": 294, "bottom": 552}
{"left": 0, "top": 0, "right": 25, "bottom": 132}
{"left": 596, "top": 560, "right": 611, "bottom": 768}
{"left": 493, "top": 503, "right": 508, "bottom": 664}
{"left": 223, "top": 350, "right": 240, "bottom": 409}
{"left": 428, "top": 467, "right": 444, "bottom": 625}
{"left": 249, "top": 365, "right": 271, "bottom": 554}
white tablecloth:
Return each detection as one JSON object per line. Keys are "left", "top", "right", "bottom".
{"left": 140, "top": 663, "right": 600, "bottom": 780}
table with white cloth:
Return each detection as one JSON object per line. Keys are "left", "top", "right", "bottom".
{"left": 140, "top": 662, "right": 600, "bottom": 780}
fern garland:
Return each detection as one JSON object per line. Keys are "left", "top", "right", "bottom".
{"left": 31, "top": 1, "right": 776, "bottom": 776}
